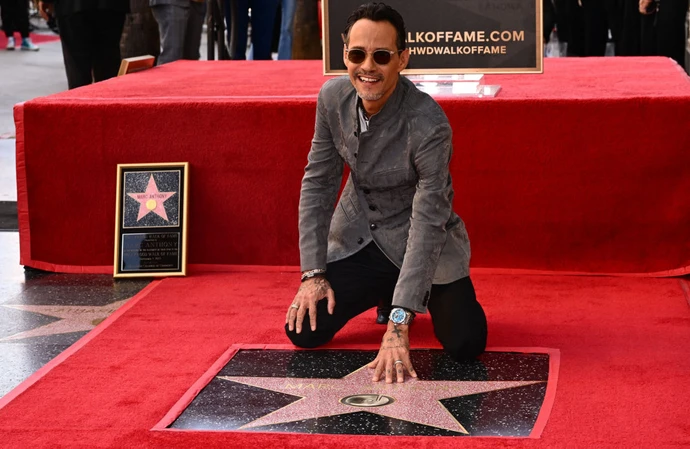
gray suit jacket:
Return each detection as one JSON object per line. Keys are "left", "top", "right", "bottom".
{"left": 299, "top": 75, "right": 470, "bottom": 313}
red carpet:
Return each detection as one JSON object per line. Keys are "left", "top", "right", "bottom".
{"left": 0, "top": 272, "right": 688, "bottom": 447}
{"left": 15, "top": 57, "right": 690, "bottom": 275}
{"left": 0, "top": 33, "right": 60, "bottom": 46}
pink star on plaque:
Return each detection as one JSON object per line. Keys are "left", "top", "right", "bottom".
{"left": 127, "top": 175, "right": 176, "bottom": 221}
{"left": 219, "top": 367, "right": 541, "bottom": 433}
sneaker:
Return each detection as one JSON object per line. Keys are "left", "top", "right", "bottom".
{"left": 20, "top": 38, "right": 39, "bottom": 51}
{"left": 6, "top": 36, "right": 15, "bottom": 51}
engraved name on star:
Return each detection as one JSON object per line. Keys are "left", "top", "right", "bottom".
{"left": 219, "top": 366, "right": 542, "bottom": 433}
{"left": 127, "top": 175, "right": 176, "bottom": 222}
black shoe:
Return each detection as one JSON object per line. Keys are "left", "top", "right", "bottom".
{"left": 376, "top": 306, "right": 391, "bottom": 325}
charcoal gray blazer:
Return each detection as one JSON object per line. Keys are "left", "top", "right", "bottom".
{"left": 298, "top": 75, "right": 470, "bottom": 313}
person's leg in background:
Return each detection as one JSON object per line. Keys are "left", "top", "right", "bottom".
{"left": 270, "top": 1, "right": 280, "bottom": 53}
{"left": 14, "top": 0, "right": 38, "bottom": 50}
{"left": 639, "top": 7, "right": 657, "bottom": 56}
{"left": 248, "top": 0, "right": 279, "bottom": 60}
{"left": 277, "top": 0, "right": 295, "bottom": 59}
{"left": 92, "top": 9, "right": 126, "bottom": 82}
{"left": 565, "top": 0, "right": 585, "bottom": 56}
{"left": 1, "top": 0, "right": 17, "bottom": 49}
{"left": 603, "top": 0, "right": 621, "bottom": 54}
{"left": 151, "top": 3, "right": 189, "bottom": 64}
{"left": 57, "top": 11, "right": 97, "bottom": 89}
{"left": 654, "top": 0, "right": 686, "bottom": 66}
{"left": 581, "top": 0, "right": 608, "bottom": 56}
{"left": 543, "top": 0, "right": 556, "bottom": 43}
{"left": 617, "top": 0, "right": 642, "bottom": 55}
{"left": 227, "top": 0, "right": 249, "bottom": 59}
{"left": 428, "top": 276, "right": 487, "bottom": 361}
{"left": 543, "top": 0, "right": 556, "bottom": 56}
{"left": 552, "top": 0, "right": 570, "bottom": 55}
{"left": 182, "top": 0, "right": 205, "bottom": 60}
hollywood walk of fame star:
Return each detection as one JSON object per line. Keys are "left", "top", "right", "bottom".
{"left": 127, "top": 175, "right": 176, "bottom": 222}
{"left": 219, "top": 366, "right": 542, "bottom": 433}
{"left": 0, "top": 300, "right": 128, "bottom": 342}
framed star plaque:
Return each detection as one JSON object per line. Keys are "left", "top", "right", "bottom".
{"left": 114, "top": 163, "right": 188, "bottom": 278}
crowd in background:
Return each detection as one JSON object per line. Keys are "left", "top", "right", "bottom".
{"left": 1, "top": 0, "right": 689, "bottom": 90}
{"left": 0, "top": 0, "right": 39, "bottom": 50}
{"left": 543, "top": 0, "right": 688, "bottom": 67}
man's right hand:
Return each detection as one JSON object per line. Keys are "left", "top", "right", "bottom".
{"left": 286, "top": 276, "right": 335, "bottom": 333}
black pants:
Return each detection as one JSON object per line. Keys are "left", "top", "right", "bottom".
{"left": 0, "top": 0, "right": 30, "bottom": 38}
{"left": 655, "top": 0, "right": 687, "bottom": 67}
{"left": 57, "top": 10, "right": 126, "bottom": 89}
{"left": 285, "top": 243, "right": 488, "bottom": 362}
{"left": 566, "top": 0, "right": 609, "bottom": 56}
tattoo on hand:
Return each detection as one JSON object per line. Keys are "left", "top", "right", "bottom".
{"left": 391, "top": 325, "right": 402, "bottom": 338}
{"left": 297, "top": 277, "right": 330, "bottom": 296}
{"left": 381, "top": 344, "right": 409, "bottom": 350}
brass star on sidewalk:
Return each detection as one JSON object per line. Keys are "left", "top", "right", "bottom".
{"left": 0, "top": 300, "right": 127, "bottom": 342}
{"left": 220, "top": 366, "right": 542, "bottom": 433}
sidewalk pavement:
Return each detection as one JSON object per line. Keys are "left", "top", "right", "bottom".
{"left": 0, "top": 34, "right": 67, "bottom": 137}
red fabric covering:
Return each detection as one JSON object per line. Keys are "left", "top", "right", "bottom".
{"left": 14, "top": 57, "right": 690, "bottom": 274}
{"left": 0, "top": 273, "right": 688, "bottom": 448}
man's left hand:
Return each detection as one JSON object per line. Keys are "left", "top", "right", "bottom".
{"left": 368, "top": 322, "right": 417, "bottom": 383}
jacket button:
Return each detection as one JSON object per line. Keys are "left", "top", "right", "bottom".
{"left": 370, "top": 223, "right": 377, "bottom": 230}
{"left": 363, "top": 189, "right": 371, "bottom": 194}
{"left": 357, "top": 237, "right": 364, "bottom": 244}
{"left": 354, "top": 152, "right": 358, "bottom": 158}
{"left": 369, "top": 205, "right": 376, "bottom": 211}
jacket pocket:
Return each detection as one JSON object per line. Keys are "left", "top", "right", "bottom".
{"left": 339, "top": 194, "right": 360, "bottom": 222}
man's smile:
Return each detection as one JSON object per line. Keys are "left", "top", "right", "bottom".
{"left": 357, "top": 74, "right": 382, "bottom": 84}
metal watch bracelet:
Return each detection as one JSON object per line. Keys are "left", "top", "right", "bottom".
{"left": 301, "top": 269, "right": 326, "bottom": 282}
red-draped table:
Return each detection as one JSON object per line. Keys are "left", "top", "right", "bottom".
{"left": 14, "top": 57, "right": 690, "bottom": 275}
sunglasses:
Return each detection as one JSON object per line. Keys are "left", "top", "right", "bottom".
{"left": 345, "top": 48, "right": 402, "bottom": 65}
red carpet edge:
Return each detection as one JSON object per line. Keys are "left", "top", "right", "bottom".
{"left": 12, "top": 261, "right": 690, "bottom": 277}
{"left": 0, "top": 280, "right": 163, "bottom": 411}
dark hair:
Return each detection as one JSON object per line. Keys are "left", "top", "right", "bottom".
{"left": 343, "top": 3, "right": 406, "bottom": 51}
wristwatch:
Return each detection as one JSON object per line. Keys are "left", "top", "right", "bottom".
{"left": 389, "top": 307, "right": 415, "bottom": 325}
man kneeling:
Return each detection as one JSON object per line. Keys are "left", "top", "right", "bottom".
{"left": 285, "top": 2, "right": 487, "bottom": 383}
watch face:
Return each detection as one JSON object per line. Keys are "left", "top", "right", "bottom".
{"left": 390, "top": 308, "right": 406, "bottom": 324}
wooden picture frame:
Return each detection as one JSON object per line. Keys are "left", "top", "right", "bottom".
{"left": 118, "top": 55, "right": 156, "bottom": 77}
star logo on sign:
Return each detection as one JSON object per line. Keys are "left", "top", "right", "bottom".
{"left": 127, "top": 175, "right": 176, "bottom": 222}
{"left": 220, "top": 366, "right": 542, "bottom": 433}
{"left": 0, "top": 300, "right": 127, "bottom": 342}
